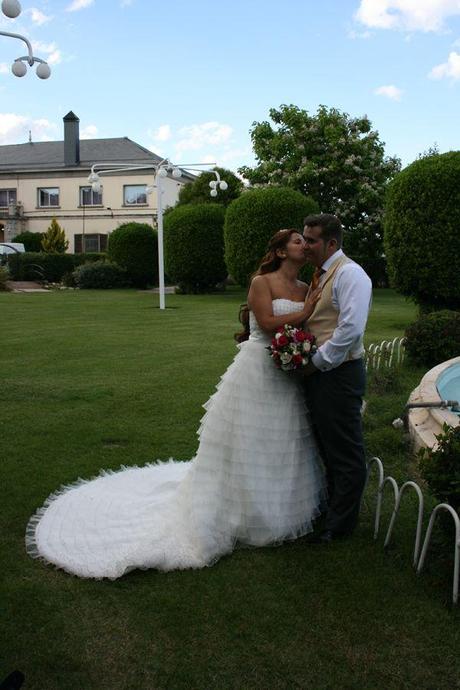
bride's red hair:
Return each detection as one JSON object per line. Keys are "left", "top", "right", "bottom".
{"left": 234, "top": 229, "right": 301, "bottom": 343}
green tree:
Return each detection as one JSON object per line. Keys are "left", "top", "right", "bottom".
{"left": 164, "top": 203, "right": 226, "bottom": 293}
{"left": 12, "top": 231, "right": 44, "bottom": 252}
{"left": 224, "top": 186, "right": 318, "bottom": 287}
{"left": 384, "top": 151, "right": 460, "bottom": 311}
{"left": 41, "top": 218, "right": 69, "bottom": 254}
{"left": 177, "top": 167, "right": 243, "bottom": 207}
{"left": 239, "top": 104, "right": 401, "bottom": 284}
{"left": 108, "top": 222, "right": 157, "bottom": 288}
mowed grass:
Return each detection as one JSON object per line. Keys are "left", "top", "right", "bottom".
{"left": 1, "top": 287, "right": 459, "bottom": 690}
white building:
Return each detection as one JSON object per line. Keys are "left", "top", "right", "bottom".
{"left": 0, "top": 111, "right": 193, "bottom": 252}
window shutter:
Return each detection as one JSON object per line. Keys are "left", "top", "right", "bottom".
{"left": 74, "top": 234, "right": 82, "bottom": 253}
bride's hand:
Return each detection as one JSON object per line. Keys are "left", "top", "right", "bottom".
{"left": 304, "top": 287, "right": 322, "bottom": 319}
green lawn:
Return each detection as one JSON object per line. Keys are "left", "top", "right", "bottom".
{"left": 1, "top": 287, "right": 459, "bottom": 690}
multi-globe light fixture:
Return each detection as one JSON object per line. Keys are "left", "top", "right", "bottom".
{"left": 0, "top": 0, "right": 51, "bottom": 79}
{"left": 88, "top": 160, "right": 228, "bottom": 310}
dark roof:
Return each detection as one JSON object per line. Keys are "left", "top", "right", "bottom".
{"left": 0, "top": 137, "right": 164, "bottom": 172}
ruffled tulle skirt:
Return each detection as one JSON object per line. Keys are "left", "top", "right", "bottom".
{"left": 26, "top": 339, "right": 326, "bottom": 579}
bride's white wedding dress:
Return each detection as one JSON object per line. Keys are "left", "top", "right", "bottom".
{"left": 26, "top": 299, "right": 326, "bottom": 579}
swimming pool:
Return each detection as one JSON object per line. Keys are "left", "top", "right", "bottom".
{"left": 437, "top": 363, "right": 460, "bottom": 414}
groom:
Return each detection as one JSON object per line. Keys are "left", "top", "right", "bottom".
{"left": 302, "top": 214, "right": 372, "bottom": 543}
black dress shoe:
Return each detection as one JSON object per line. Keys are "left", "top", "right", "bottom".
{"left": 306, "top": 530, "right": 338, "bottom": 545}
{"left": 0, "top": 671, "right": 25, "bottom": 690}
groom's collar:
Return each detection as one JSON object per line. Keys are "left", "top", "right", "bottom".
{"left": 321, "top": 248, "right": 344, "bottom": 273}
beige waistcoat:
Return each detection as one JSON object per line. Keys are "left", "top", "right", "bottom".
{"left": 308, "top": 254, "right": 361, "bottom": 358}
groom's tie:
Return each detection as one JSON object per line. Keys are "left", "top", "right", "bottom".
{"left": 311, "top": 267, "right": 325, "bottom": 291}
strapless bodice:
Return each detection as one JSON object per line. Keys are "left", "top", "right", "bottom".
{"left": 248, "top": 299, "right": 304, "bottom": 343}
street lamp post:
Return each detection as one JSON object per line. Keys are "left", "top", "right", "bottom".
{"left": 0, "top": 0, "right": 51, "bottom": 78}
{"left": 88, "top": 160, "right": 228, "bottom": 310}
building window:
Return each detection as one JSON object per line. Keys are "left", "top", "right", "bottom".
{"left": 38, "top": 187, "right": 59, "bottom": 207}
{"left": 123, "top": 184, "right": 147, "bottom": 205}
{"left": 80, "top": 186, "right": 103, "bottom": 206}
{"left": 74, "top": 234, "right": 108, "bottom": 253}
{"left": 0, "top": 189, "right": 17, "bottom": 207}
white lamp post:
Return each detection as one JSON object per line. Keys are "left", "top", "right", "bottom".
{"left": 0, "top": 0, "right": 51, "bottom": 78}
{"left": 88, "top": 161, "right": 228, "bottom": 309}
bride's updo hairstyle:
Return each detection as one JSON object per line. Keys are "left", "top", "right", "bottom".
{"left": 234, "top": 228, "right": 299, "bottom": 343}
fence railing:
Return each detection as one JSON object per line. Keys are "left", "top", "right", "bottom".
{"left": 366, "top": 457, "right": 460, "bottom": 605}
{"left": 365, "top": 337, "right": 406, "bottom": 371}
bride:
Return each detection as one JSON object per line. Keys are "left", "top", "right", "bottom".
{"left": 26, "top": 229, "right": 326, "bottom": 579}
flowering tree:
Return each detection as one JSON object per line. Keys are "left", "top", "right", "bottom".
{"left": 239, "top": 104, "right": 401, "bottom": 284}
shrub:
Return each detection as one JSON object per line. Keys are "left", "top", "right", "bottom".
{"left": 108, "top": 223, "right": 157, "bottom": 288}
{"left": 224, "top": 186, "right": 318, "bottom": 287}
{"left": 12, "top": 231, "right": 44, "bottom": 252}
{"left": 73, "top": 260, "right": 127, "bottom": 289}
{"left": 0, "top": 266, "right": 10, "bottom": 291}
{"left": 41, "top": 218, "right": 69, "bottom": 253}
{"left": 177, "top": 167, "right": 243, "bottom": 207}
{"left": 384, "top": 152, "right": 460, "bottom": 311}
{"left": 418, "top": 424, "right": 460, "bottom": 533}
{"left": 7, "top": 252, "right": 105, "bottom": 282}
{"left": 164, "top": 203, "right": 227, "bottom": 293}
{"left": 404, "top": 310, "right": 460, "bottom": 368}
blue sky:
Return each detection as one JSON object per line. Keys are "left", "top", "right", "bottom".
{"left": 0, "top": 0, "right": 459, "bottom": 172}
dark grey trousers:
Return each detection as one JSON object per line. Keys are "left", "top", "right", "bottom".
{"left": 303, "top": 359, "right": 367, "bottom": 536}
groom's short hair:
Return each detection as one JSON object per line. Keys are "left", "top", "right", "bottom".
{"left": 304, "top": 214, "right": 343, "bottom": 248}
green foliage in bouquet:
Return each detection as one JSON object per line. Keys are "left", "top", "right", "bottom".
{"left": 224, "top": 186, "right": 318, "bottom": 287}
{"left": 384, "top": 151, "right": 460, "bottom": 311}
{"left": 164, "top": 203, "right": 227, "bottom": 293}
{"left": 404, "top": 310, "right": 460, "bottom": 368}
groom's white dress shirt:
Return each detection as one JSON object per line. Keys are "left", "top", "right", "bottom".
{"left": 311, "top": 249, "right": 372, "bottom": 372}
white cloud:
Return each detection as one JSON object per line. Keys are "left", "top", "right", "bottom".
{"left": 355, "top": 0, "right": 460, "bottom": 33}
{"left": 374, "top": 84, "right": 404, "bottom": 100}
{"left": 0, "top": 63, "right": 9, "bottom": 75}
{"left": 150, "top": 124, "right": 172, "bottom": 142}
{"left": 175, "top": 122, "right": 233, "bottom": 157}
{"left": 31, "top": 41, "right": 62, "bottom": 65}
{"left": 452, "top": 37, "right": 460, "bottom": 46}
{"left": 27, "top": 7, "right": 53, "bottom": 25}
{"left": 429, "top": 50, "right": 460, "bottom": 78}
{"left": 81, "top": 124, "right": 98, "bottom": 139}
{"left": 66, "top": 0, "right": 94, "bottom": 11}
{"left": 0, "top": 113, "right": 57, "bottom": 145}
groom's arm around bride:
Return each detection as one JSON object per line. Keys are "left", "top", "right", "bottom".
{"left": 302, "top": 214, "right": 372, "bottom": 542}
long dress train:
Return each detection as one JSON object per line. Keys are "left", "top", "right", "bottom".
{"left": 26, "top": 299, "right": 326, "bottom": 579}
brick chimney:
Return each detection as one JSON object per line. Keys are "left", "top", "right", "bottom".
{"left": 63, "top": 111, "right": 80, "bottom": 166}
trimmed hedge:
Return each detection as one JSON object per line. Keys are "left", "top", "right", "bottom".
{"left": 7, "top": 252, "right": 105, "bottom": 282}
{"left": 224, "top": 186, "right": 319, "bottom": 287}
{"left": 108, "top": 223, "right": 158, "bottom": 288}
{"left": 404, "top": 309, "right": 460, "bottom": 368}
{"left": 384, "top": 152, "right": 460, "bottom": 310}
{"left": 164, "top": 203, "right": 227, "bottom": 293}
{"left": 73, "top": 260, "right": 127, "bottom": 289}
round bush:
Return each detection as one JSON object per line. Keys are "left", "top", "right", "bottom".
{"left": 224, "top": 187, "right": 319, "bottom": 287}
{"left": 164, "top": 203, "right": 227, "bottom": 293}
{"left": 384, "top": 152, "right": 460, "bottom": 310}
{"left": 108, "top": 223, "right": 158, "bottom": 288}
{"left": 12, "top": 231, "right": 44, "bottom": 252}
{"left": 73, "top": 261, "right": 127, "bottom": 289}
{"left": 404, "top": 310, "right": 460, "bottom": 367}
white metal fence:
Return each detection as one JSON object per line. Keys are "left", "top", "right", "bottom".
{"left": 365, "top": 336, "right": 406, "bottom": 371}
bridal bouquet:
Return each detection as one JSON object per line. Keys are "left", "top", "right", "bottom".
{"left": 267, "top": 325, "right": 317, "bottom": 372}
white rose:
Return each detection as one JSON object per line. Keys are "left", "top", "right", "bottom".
{"left": 302, "top": 341, "right": 311, "bottom": 353}
{"left": 280, "top": 352, "right": 292, "bottom": 364}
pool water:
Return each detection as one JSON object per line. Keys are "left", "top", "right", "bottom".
{"left": 437, "top": 363, "right": 460, "bottom": 414}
